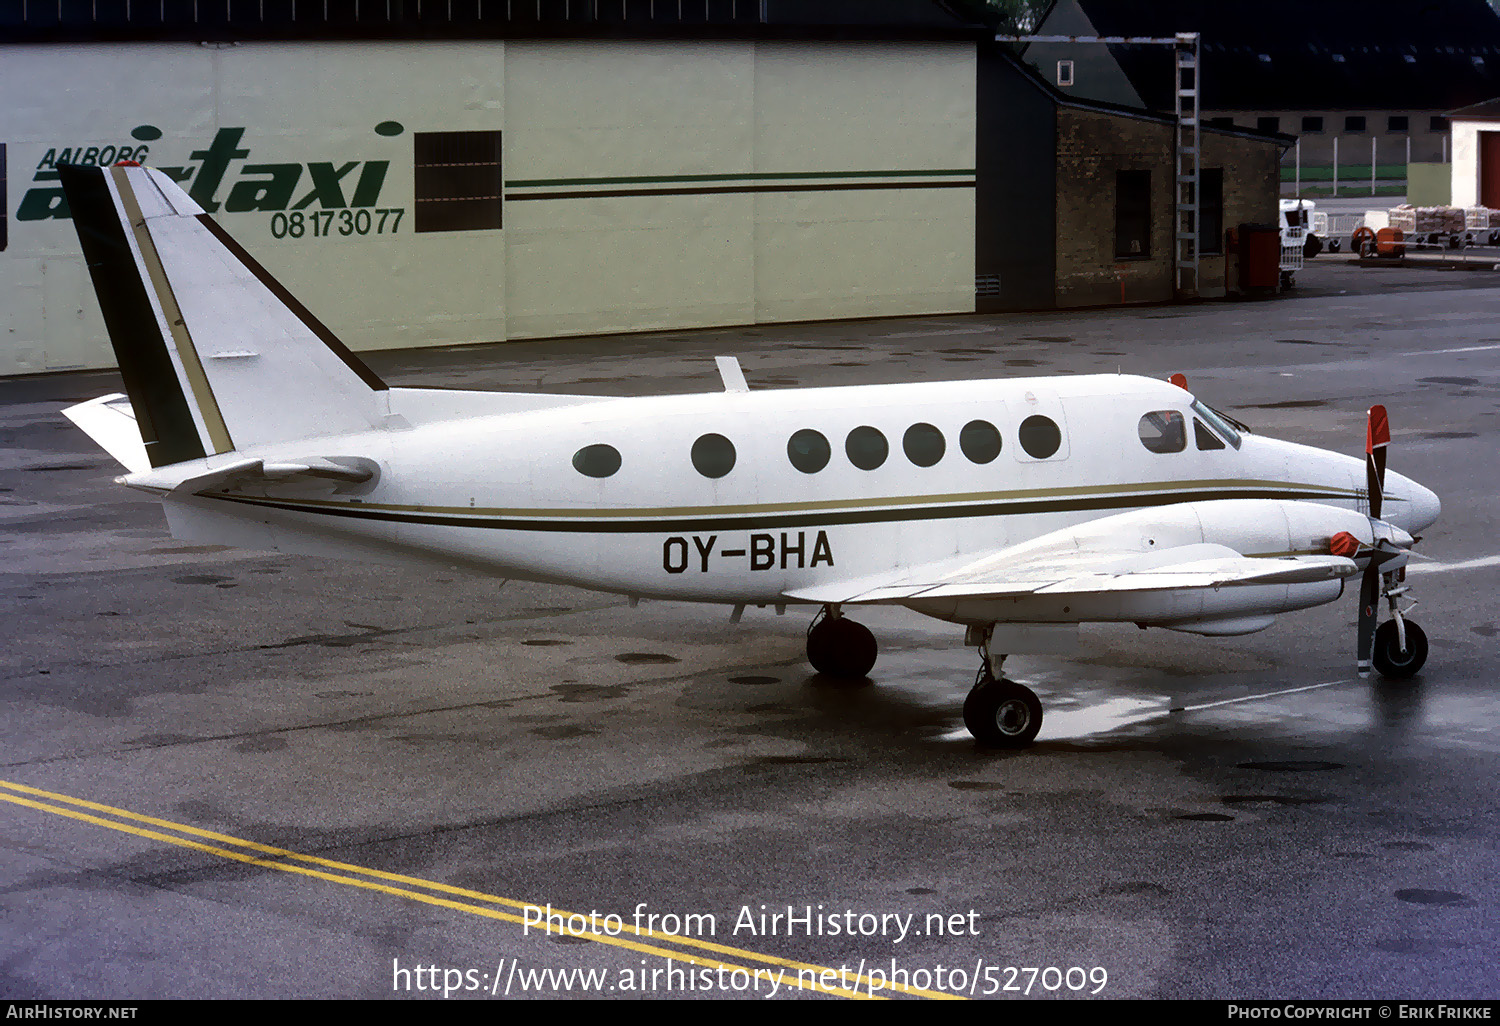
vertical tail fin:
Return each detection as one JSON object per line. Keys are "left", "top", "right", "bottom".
{"left": 58, "top": 163, "right": 388, "bottom": 468}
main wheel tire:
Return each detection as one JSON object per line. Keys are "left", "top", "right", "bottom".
{"left": 806, "top": 617, "right": 877, "bottom": 678}
{"left": 1303, "top": 234, "right": 1323, "bottom": 258}
{"left": 962, "top": 678, "right": 1043, "bottom": 748}
{"left": 1328, "top": 238, "right": 1341, "bottom": 253}
{"left": 1372, "top": 620, "right": 1428, "bottom": 679}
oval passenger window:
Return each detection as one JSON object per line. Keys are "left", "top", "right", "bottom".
{"left": 787, "top": 429, "right": 831, "bottom": 474}
{"left": 572, "top": 444, "right": 621, "bottom": 478}
{"left": 903, "top": 423, "right": 946, "bottom": 467}
{"left": 691, "top": 433, "right": 737, "bottom": 479}
{"left": 1018, "top": 415, "right": 1062, "bottom": 459}
{"left": 845, "top": 426, "right": 889, "bottom": 471}
{"left": 959, "top": 420, "right": 1002, "bottom": 464}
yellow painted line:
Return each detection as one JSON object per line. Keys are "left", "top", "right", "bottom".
{"left": 0, "top": 779, "right": 958, "bottom": 1000}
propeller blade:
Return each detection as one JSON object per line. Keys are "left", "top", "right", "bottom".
{"left": 1366, "top": 405, "right": 1389, "bottom": 521}
{"left": 1357, "top": 562, "right": 1380, "bottom": 678}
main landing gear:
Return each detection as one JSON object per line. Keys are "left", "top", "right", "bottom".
{"left": 806, "top": 605, "right": 878, "bottom": 678}
{"left": 962, "top": 626, "right": 1043, "bottom": 748}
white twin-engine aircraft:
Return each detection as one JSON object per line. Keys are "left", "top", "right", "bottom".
{"left": 58, "top": 163, "right": 1440, "bottom": 747}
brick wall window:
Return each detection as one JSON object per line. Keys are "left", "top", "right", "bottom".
{"left": 1344, "top": 115, "right": 1367, "bottom": 133}
{"left": 1114, "top": 170, "right": 1151, "bottom": 259}
{"left": 1256, "top": 116, "right": 1280, "bottom": 133}
{"left": 1302, "top": 115, "right": 1324, "bottom": 133}
{"left": 1198, "top": 168, "right": 1224, "bottom": 255}
{"left": 1388, "top": 115, "right": 1409, "bottom": 133}
{"left": 414, "top": 130, "right": 503, "bottom": 234}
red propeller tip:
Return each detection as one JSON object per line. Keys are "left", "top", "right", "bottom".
{"left": 1366, "top": 405, "right": 1390, "bottom": 454}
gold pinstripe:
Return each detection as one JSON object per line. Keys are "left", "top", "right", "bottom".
{"left": 214, "top": 477, "right": 1359, "bottom": 520}
{"left": 112, "top": 166, "right": 234, "bottom": 454}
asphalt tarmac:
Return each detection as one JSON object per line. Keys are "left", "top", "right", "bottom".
{"left": 2, "top": 257, "right": 1497, "bottom": 1001}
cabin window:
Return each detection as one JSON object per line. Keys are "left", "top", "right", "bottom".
{"left": 787, "top": 429, "right": 830, "bottom": 474}
{"left": 959, "top": 420, "right": 1002, "bottom": 464}
{"left": 1194, "top": 418, "right": 1226, "bottom": 450}
{"left": 902, "top": 423, "right": 945, "bottom": 467}
{"left": 1018, "top": 415, "right": 1062, "bottom": 459}
{"left": 845, "top": 426, "right": 889, "bottom": 471}
{"left": 1138, "top": 411, "right": 1187, "bottom": 453}
{"left": 572, "top": 444, "right": 621, "bottom": 478}
{"left": 1056, "top": 60, "right": 1074, "bottom": 87}
{"left": 691, "top": 433, "right": 736, "bottom": 479}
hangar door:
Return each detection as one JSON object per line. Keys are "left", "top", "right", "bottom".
{"left": 1481, "top": 132, "right": 1500, "bottom": 209}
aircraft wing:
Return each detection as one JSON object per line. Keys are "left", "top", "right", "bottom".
{"left": 783, "top": 500, "right": 1364, "bottom": 629}
{"left": 786, "top": 541, "right": 1355, "bottom": 605}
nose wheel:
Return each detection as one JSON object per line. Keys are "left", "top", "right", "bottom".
{"left": 1372, "top": 618, "right": 1428, "bottom": 679}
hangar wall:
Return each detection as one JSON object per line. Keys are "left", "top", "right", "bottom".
{"left": 0, "top": 39, "right": 976, "bottom": 377}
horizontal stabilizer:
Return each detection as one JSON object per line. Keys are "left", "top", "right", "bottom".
{"left": 62, "top": 393, "right": 149, "bottom": 474}
{"left": 122, "top": 455, "right": 378, "bottom": 496}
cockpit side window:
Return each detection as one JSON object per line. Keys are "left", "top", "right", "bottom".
{"left": 1194, "top": 418, "right": 1226, "bottom": 450}
{"left": 1138, "top": 410, "right": 1186, "bottom": 453}
{"left": 1190, "top": 399, "right": 1243, "bottom": 449}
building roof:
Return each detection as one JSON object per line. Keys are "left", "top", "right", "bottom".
{"left": 0, "top": 0, "right": 987, "bottom": 44}
{"left": 1034, "top": 0, "right": 1500, "bottom": 111}
{"left": 995, "top": 42, "right": 1293, "bottom": 147}
{"left": 1448, "top": 96, "right": 1500, "bottom": 119}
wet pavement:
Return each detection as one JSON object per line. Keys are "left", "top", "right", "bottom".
{"left": 1, "top": 260, "right": 1497, "bottom": 1000}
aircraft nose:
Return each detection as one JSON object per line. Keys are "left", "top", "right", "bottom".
{"left": 1393, "top": 474, "right": 1441, "bottom": 535}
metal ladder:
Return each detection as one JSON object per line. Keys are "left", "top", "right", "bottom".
{"left": 1173, "top": 32, "right": 1201, "bottom": 299}
{"left": 999, "top": 30, "right": 1204, "bottom": 301}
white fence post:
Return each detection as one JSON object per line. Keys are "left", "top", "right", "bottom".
{"left": 1333, "top": 136, "right": 1339, "bottom": 196}
{"left": 1371, "top": 137, "right": 1376, "bottom": 196}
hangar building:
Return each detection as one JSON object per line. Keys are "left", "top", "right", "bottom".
{"left": 0, "top": 1, "right": 1283, "bottom": 377}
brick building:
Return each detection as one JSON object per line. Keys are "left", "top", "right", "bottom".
{"left": 978, "top": 45, "right": 1286, "bottom": 309}
{"left": 1022, "top": 0, "right": 1500, "bottom": 166}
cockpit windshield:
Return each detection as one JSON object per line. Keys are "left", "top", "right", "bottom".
{"left": 1191, "top": 399, "right": 1244, "bottom": 449}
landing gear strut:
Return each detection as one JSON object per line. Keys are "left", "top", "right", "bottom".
{"left": 961, "top": 627, "right": 1043, "bottom": 748}
{"left": 1372, "top": 571, "right": 1428, "bottom": 680}
{"left": 806, "top": 605, "right": 877, "bottom": 678}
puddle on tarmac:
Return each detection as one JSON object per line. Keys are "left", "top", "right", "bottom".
{"left": 934, "top": 695, "right": 1168, "bottom": 743}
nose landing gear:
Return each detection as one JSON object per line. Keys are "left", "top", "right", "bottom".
{"left": 1369, "top": 574, "right": 1428, "bottom": 680}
